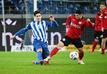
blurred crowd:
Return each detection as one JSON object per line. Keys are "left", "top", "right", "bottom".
{"left": 0, "top": 0, "right": 105, "bottom": 14}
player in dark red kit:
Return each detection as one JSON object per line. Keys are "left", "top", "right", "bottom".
{"left": 91, "top": 11, "right": 103, "bottom": 53}
{"left": 44, "top": 10, "right": 94, "bottom": 64}
{"left": 99, "top": 3, "right": 107, "bottom": 54}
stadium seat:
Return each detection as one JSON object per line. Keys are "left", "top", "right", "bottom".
{"left": 0, "top": 0, "right": 101, "bottom": 14}
{"left": 83, "top": 6, "right": 90, "bottom": 14}
{"left": 68, "top": 4, "right": 74, "bottom": 13}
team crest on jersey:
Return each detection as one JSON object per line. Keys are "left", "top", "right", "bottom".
{"left": 79, "top": 21, "right": 82, "bottom": 24}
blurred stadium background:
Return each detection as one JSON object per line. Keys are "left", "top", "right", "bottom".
{"left": 0, "top": 0, "right": 106, "bottom": 51}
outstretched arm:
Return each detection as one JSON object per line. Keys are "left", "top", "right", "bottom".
{"left": 15, "top": 28, "right": 29, "bottom": 36}
{"left": 46, "top": 15, "right": 59, "bottom": 27}
{"left": 11, "top": 24, "right": 31, "bottom": 39}
{"left": 85, "top": 18, "right": 95, "bottom": 29}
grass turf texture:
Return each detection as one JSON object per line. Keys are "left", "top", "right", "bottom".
{"left": 0, "top": 51, "right": 107, "bottom": 74}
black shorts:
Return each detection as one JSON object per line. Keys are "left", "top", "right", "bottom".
{"left": 61, "top": 36, "right": 83, "bottom": 48}
{"left": 102, "top": 30, "right": 107, "bottom": 38}
{"left": 94, "top": 31, "right": 102, "bottom": 39}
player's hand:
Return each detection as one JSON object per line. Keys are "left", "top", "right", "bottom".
{"left": 49, "top": 15, "right": 55, "bottom": 21}
{"left": 87, "top": 18, "right": 91, "bottom": 22}
{"left": 66, "top": 25, "right": 70, "bottom": 28}
{"left": 10, "top": 35, "right": 16, "bottom": 40}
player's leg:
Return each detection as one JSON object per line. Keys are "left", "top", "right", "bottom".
{"left": 92, "top": 31, "right": 100, "bottom": 53}
{"left": 98, "top": 31, "right": 102, "bottom": 50}
{"left": 101, "top": 38, "right": 107, "bottom": 54}
{"left": 32, "top": 40, "right": 43, "bottom": 64}
{"left": 106, "top": 41, "right": 107, "bottom": 49}
{"left": 92, "top": 38, "right": 99, "bottom": 52}
{"left": 41, "top": 42, "right": 50, "bottom": 64}
{"left": 101, "top": 30, "right": 107, "bottom": 54}
{"left": 37, "top": 48, "right": 44, "bottom": 64}
{"left": 42, "top": 49, "right": 45, "bottom": 59}
{"left": 44, "top": 36, "right": 71, "bottom": 62}
{"left": 44, "top": 41, "right": 64, "bottom": 62}
{"left": 101, "top": 38, "right": 106, "bottom": 54}
{"left": 99, "top": 37, "right": 102, "bottom": 48}
{"left": 33, "top": 48, "right": 44, "bottom": 64}
{"left": 42, "top": 42, "right": 49, "bottom": 59}
{"left": 77, "top": 47, "right": 84, "bottom": 64}
{"left": 73, "top": 38, "right": 84, "bottom": 64}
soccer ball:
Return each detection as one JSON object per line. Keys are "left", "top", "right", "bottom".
{"left": 69, "top": 51, "right": 78, "bottom": 60}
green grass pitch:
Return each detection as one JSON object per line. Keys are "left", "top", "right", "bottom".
{"left": 0, "top": 51, "right": 107, "bottom": 74}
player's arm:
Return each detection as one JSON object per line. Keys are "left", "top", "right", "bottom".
{"left": 46, "top": 15, "right": 59, "bottom": 27}
{"left": 84, "top": 18, "right": 95, "bottom": 29}
{"left": 11, "top": 24, "right": 31, "bottom": 39}
{"left": 65, "top": 15, "right": 71, "bottom": 28}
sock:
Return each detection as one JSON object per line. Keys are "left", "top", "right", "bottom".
{"left": 79, "top": 50, "right": 84, "bottom": 60}
{"left": 37, "top": 51, "right": 43, "bottom": 61}
{"left": 49, "top": 47, "right": 59, "bottom": 57}
{"left": 92, "top": 40, "right": 98, "bottom": 52}
{"left": 34, "top": 61, "right": 40, "bottom": 64}
{"left": 101, "top": 48, "right": 105, "bottom": 54}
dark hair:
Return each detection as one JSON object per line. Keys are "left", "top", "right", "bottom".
{"left": 75, "top": 10, "right": 83, "bottom": 14}
{"left": 34, "top": 10, "right": 41, "bottom": 16}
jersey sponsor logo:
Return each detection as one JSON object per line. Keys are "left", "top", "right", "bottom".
{"left": 70, "top": 22, "right": 81, "bottom": 29}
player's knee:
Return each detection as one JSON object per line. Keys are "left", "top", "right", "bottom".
{"left": 57, "top": 41, "right": 64, "bottom": 49}
{"left": 37, "top": 48, "right": 43, "bottom": 52}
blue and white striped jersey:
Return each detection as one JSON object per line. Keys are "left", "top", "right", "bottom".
{"left": 15, "top": 20, "right": 58, "bottom": 43}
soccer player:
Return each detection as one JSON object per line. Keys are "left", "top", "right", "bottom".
{"left": 44, "top": 10, "right": 94, "bottom": 64}
{"left": 11, "top": 10, "right": 58, "bottom": 64}
{"left": 91, "top": 10, "right": 103, "bottom": 53}
{"left": 99, "top": 3, "right": 107, "bottom": 54}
